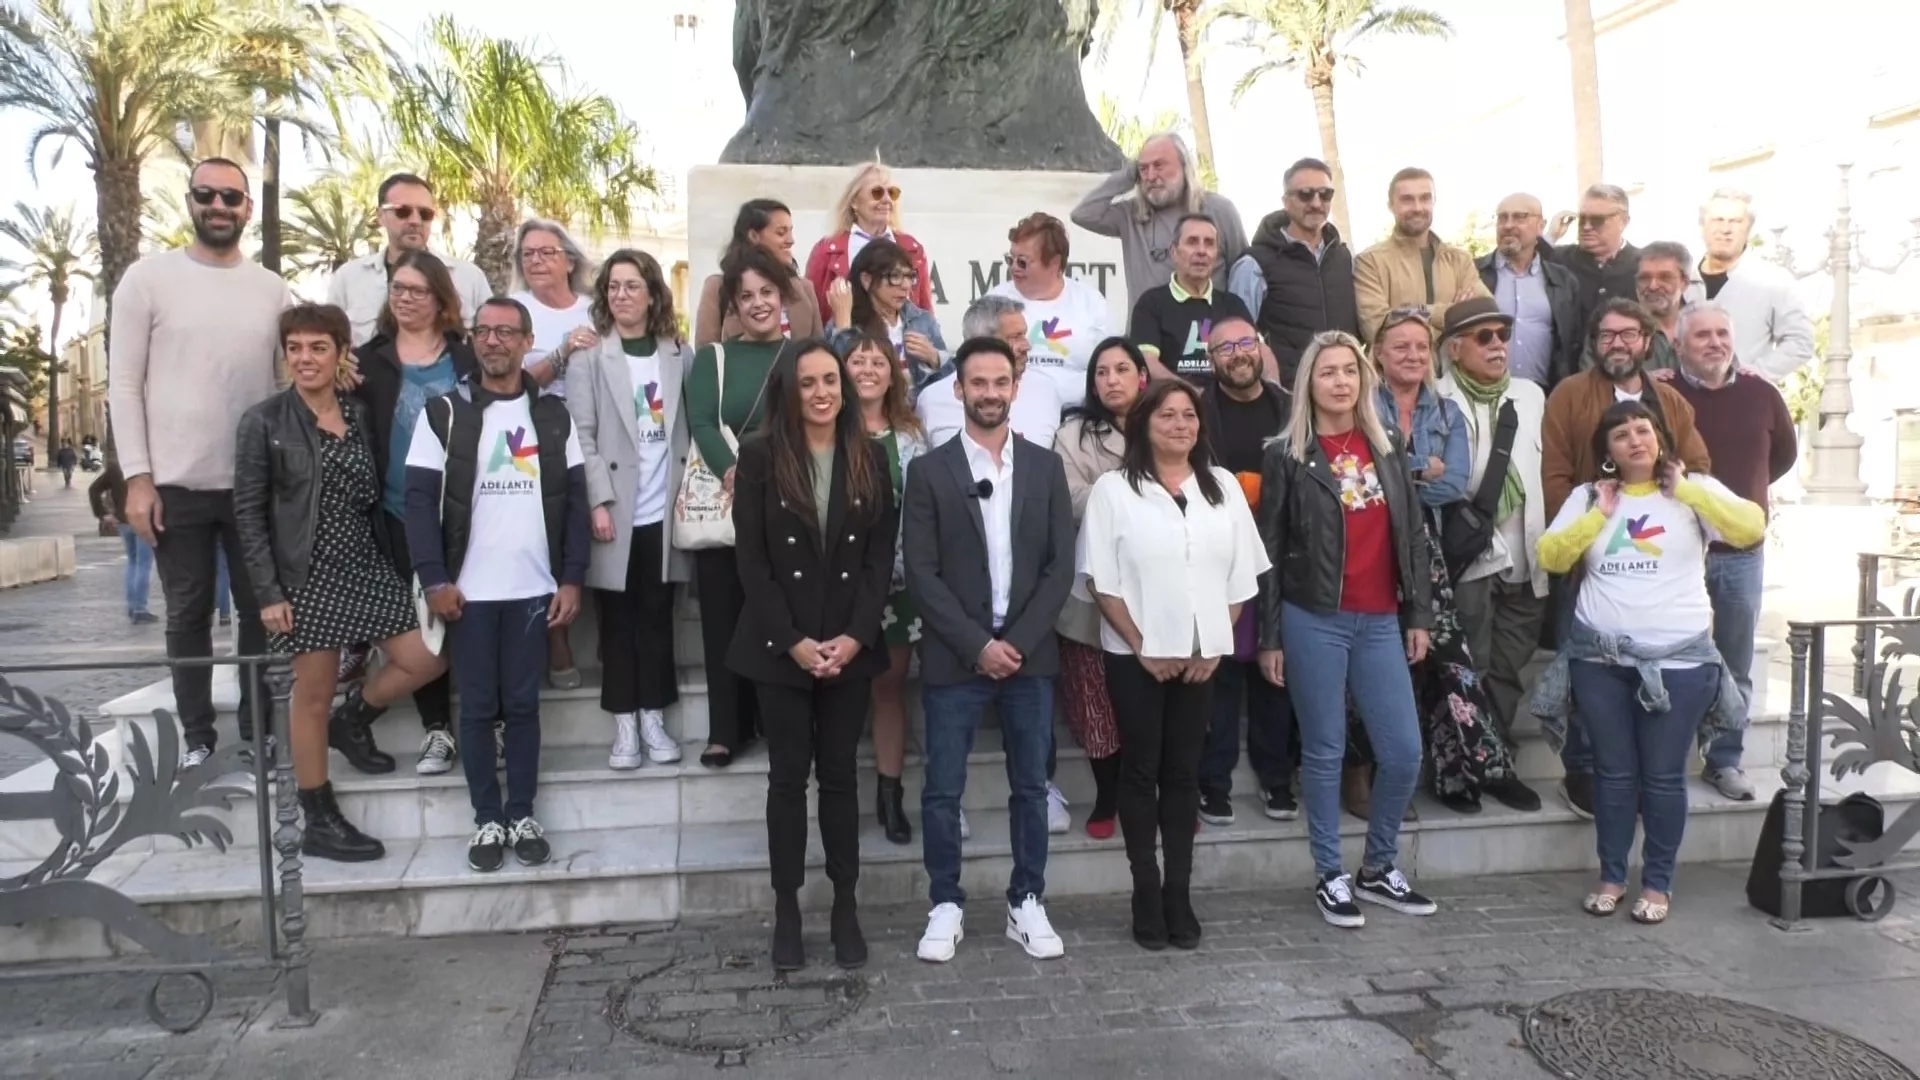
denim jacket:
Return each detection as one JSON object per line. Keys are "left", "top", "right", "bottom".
{"left": 1374, "top": 383, "right": 1470, "bottom": 510}
{"left": 829, "top": 302, "right": 949, "bottom": 393}
{"left": 1530, "top": 618, "right": 1744, "bottom": 754}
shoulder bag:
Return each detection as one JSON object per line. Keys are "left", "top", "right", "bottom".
{"left": 1439, "top": 399, "right": 1517, "bottom": 582}
{"left": 672, "top": 344, "right": 773, "bottom": 551}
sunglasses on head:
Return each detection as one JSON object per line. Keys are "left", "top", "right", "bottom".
{"left": 382, "top": 204, "right": 437, "bottom": 223}
{"left": 1289, "top": 186, "right": 1336, "bottom": 205}
{"left": 189, "top": 186, "right": 246, "bottom": 209}
{"left": 1470, "top": 326, "right": 1512, "bottom": 346}
{"left": 866, "top": 185, "right": 902, "bottom": 202}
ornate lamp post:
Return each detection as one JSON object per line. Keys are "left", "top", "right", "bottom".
{"left": 1770, "top": 163, "right": 1920, "bottom": 506}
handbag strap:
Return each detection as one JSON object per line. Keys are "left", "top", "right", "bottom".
{"left": 1468, "top": 399, "right": 1518, "bottom": 517}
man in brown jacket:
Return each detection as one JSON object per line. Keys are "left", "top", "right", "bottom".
{"left": 1354, "top": 167, "right": 1490, "bottom": 343}
{"left": 1541, "top": 297, "right": 1711, "bottom": 519}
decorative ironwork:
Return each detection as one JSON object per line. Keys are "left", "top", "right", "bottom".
{"left": 1525, "top": 988, "right": 1916, "bottom": 1078}
{"left": 0, "top": 657, "right": 312, "bottom": 1032}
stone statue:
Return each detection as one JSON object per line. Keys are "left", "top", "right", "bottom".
{"left": 723, "top": 0, "right": 1124, "bottom": 172}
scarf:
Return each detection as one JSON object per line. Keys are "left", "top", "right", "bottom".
{"left": 1451, "top": 370, "right": 1523, "bottom": 524}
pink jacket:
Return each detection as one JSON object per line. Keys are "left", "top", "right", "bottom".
{"left": 803, "top": 229, "right": 934, "bottom": 317}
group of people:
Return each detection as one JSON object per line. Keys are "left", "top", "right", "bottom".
{"left": 105, "top": 134, "right": 1799, "bottom": 970}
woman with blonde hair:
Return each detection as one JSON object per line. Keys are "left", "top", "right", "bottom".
{"left": 804, "top": 161, "right": 933, "bottom": 319}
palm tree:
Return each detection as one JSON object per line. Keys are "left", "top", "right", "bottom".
{"left": 280, "top": 177, "right": 377, "bottom": 276}
{"left": 387, "top": 17, "right": 657, "bottom": 291}
{"left": 1097, "top": 95, "right": 1188, "bottom": 159}
{"left": 141, "top": 197, "right": 197, "bottom": 254}
{"left": 1098, "top": 2, "right": 1220, "bottom": 182}
{"left": 1207, "top": 0, "right": 1452, "bottom": 239}
{"left": 1564, "top": 0, "right": 1604, "bottom": 191}
{"left": 0, "top": 203, "right": 97, "bottom": 453}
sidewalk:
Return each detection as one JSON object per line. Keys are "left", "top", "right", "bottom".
{"left": 1, "top": 867, "right": 1916, "bottom": 1079}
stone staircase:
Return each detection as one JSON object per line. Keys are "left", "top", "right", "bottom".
{"left": 4, "top": 602, "right": 1913, "bottom": 960}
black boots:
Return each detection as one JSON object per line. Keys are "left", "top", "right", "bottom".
{"left": 772, "top": 890, "right": 804, "bottom": 972}
{"left": 1088, "top": 754, "right": 1121, "bottom": 825}
{"left": 876, "top": 774, "right": 912, "bottom": 846}
{"left": 1164, "top": 883, "right": 1201, "bottom": 950}
{"left": 831, "top": 890, "right": 866, "bottom": 970}
{"left": 1132, "top": 874, "right": 1168, "bottom": 951}
{"left": 328, "top": 685, "right": 395, "bottom": 774}
{"left": 298, "top": 782, "right": 385, "bottom": 862}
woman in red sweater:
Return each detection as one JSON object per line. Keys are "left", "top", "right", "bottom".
{"left": 803, "top": 162, "right": 933, "bottom": 318}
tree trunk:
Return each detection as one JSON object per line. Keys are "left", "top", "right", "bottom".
{"left": 473, "top": 192, "right": 517, "bottom": 294}
{"left": 1171, "top": 3, "right": 1217, "bottom": 188}
{"left": 1309, "top": 76, "right": 1351, "bottom": 242}
{"left": 1564, "top": 0, "right": 1604, "bottom": 193}
{"left": 94, "top": 155, "right": 145, "bottom": 471}
{"left": 43, "top": 300, "right": 64, "bottom": 455}
{"left": 261, "top": 118, "right": 283, "bottom": 274}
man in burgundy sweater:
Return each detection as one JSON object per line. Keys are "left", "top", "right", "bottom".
{"left": 1671, "top": 301, "right": 1797, "bottom": 801}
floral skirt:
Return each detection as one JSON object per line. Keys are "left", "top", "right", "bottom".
{"left": 1058, "top": 637, "right": 1120, "bottom": 759}
{"left": 881, "top": 588, "right": 921, "bottom": 647}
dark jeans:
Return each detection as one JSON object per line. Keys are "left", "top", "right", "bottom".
{"left": 1454, "top": 574, "right": 1548, "bottom": 743}
{"left": 921, "top": 674, "right": 1054, "bottom": 907}
{"left": 152, "top": 487, "right": 266, "bottom": 748}
{"left": 696, "top": 547, "right": 759, "bottom": 750}
{"left": 1571, "top": 660, "right": 1718, "bottom": 894}
{"left": 451, "top": 596, "right": 549, "bottom": 826}
{"left": 1105, "top": 654, "right": 1211, "bottom": 892}
{"left": 595, "top": 522, "right": 679, "bottom": 714}
{"left": 760, "top": 676, "right": 869, "bottom": 894}
{"left": 1704, "top": 548, "right": 1763, "bottom": 771}
{"left": 382, "top": 512, "right": 452, "bottom": 731}
{"left": 1551, "top": 576, "right": 1593, "bottom": 774}
{"left": 1199, "top": 658, "right": 1296, "bottom": 798}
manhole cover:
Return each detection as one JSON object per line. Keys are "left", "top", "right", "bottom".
{"left": 1525, "top": 989, "right": 1915, "bottom": 1079}
{"left": 607, "top": 950, "right": 867, "bottom": 1053}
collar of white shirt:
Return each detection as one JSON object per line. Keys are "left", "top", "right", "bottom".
{"left": 961, "top": 427, "right": 1014, "bottom": 478}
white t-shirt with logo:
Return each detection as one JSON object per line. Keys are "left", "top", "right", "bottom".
{"left": 988, "top": 277, "right": 1112, "bottom": 402}
{"left": 406, "top": 392, "right": 585, "bottom": 602}
{"left": 626, "top": 353, "right": 671, "bottom": 526}
{"left": 511, "top": 290, "right": 595, "bottom": 399}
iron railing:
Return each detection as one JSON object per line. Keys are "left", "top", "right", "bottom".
{"left": 1855, "top": 552, "right": 1920, "bottom": 696}
{"left": 0, "top": 656, "right": 311, "bottom": 1031}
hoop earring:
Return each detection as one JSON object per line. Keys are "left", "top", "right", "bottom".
{"left": 1600, "top": 458, "right": 1618, "bottom": 476}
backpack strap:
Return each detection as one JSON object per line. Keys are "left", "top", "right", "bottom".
{"left": 1468, "top": 399, "right": 1519, "bottom": 518}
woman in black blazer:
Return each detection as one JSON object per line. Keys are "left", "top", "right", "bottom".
{"left": 728, "top": 338, "right": 896, "bottom": 973}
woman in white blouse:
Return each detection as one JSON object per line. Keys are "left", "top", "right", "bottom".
{"left": 1079, "top": 378, "right": 1269, "bottom": 952}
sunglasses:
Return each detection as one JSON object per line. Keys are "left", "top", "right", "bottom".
{"left": 1470, "top": 326, "right": 1512, "bottom": 346}
{"left": 1579, "top": 212, "right": 1621, "bottom": 229}
{"left": 866, "top": 185, "right": 902, "bottom": 202}
{"left": 1005, "top": 252, "right": 1033, "bottom": 271}
{"left": 1289, "top": 186, "right": 1336, "bottom": 205}
{"left": 189, "top": 186, "right": 246, "bottom": 209}
{"left": 382, "top": 204, "right": 437, "bottom": 223}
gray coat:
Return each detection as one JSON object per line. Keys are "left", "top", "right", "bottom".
{"left": 567, "top": 334, "right": 694, "bottom": 588}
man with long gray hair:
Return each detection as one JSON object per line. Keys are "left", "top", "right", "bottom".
{"left": 1072, "top": 132, "right": 1247, "bottom": 307}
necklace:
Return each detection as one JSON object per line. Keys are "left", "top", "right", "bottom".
{"left": 1323, "top": 427, "right": 1357, "bottom": 458}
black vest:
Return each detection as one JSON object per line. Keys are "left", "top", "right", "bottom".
{"left": 424, "top": 376, "right": 573, "bottom": 585}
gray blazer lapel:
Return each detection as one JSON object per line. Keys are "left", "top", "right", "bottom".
{"left": 942, "top": 439, "right": 987, "bottom": 547}
{"left": 656, "top": 338, "right": 686, "bottom": 438}
{"left": 598, "top": 338, "right": 640, "bottom": 448}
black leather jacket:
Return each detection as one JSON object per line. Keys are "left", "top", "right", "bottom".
{"left": 234, "top": 389, "right": 384, "bottom": 608}
{"left": 1255, "top": 428, "right": 1431, "bottom": 652}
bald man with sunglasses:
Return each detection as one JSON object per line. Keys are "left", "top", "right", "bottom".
{"left": 327, "top": 172, "right": 493, "bottom": 347}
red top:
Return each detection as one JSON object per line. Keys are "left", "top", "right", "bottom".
{"left": 1317, "top": 434, "right": 1397, "bottom": 615}
{"left": 803, "top": 229, "right": 934, "bottom": 317}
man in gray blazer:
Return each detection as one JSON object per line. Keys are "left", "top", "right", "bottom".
{"left": 904, "top": 337, "right": 1076, "bottom": 965}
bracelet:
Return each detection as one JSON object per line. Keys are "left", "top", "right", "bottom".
{"left": 424, "top": 583, "right": 451, "bottom": 595}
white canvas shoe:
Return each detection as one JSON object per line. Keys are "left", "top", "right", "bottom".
{"left": 640, "top": 710, "right": 681, "bottom": 763}
{"left": 609, "top": 714, "right": 643, "bottom": 770}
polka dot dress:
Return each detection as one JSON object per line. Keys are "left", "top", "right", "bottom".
{"left": 271, "top": 404, "right": 417, "bottom": 655}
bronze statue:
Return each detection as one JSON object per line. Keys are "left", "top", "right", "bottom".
{"left": 723, "top": 0, "right": 1123, "bottom": 171}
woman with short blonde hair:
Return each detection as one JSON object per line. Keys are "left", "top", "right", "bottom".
{"left": 803, "top": 160, "right": 934, "bottom": 319}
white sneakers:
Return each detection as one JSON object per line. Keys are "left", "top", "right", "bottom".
{"left": 918, "top": 897, "right": 1066, "bottom": 963}
{"left": 417, "top": 729, "right": 456, "bottom": 775}
{"left": 611, "top": 711, "right": 681, "bottom": 769}
{"left": 1046, "top": 782, "right": 1071, "bottom": 835}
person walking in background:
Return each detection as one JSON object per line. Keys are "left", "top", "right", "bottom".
{"left": 1533, "top": 400, "right": 1759, "bottom": 924}
{"left": 1052, "top": 338, "right": 1146, "bottom": 839}
{"left": 91, "top": 463, "right": 155, "bottom": 624}
{"left": 1080, "top": 378, "right": 1268, "bottom": 950}
{"left": 1691, "top": 189, "right": 1815, "bottom": 382}
{"left": 987, "top": 212, "right": 1112, "bottom": 402}
{"left": 685, "top": 248, "right": 790, "bottom": 768}
{"left": 569, "top": 250, "right": 689, "bottom": 772}
{"left": 326, "top": 172, "right": 491, "bottom": 347}
{"left": 234, "top": 303, "right": 448, "bottom": 862}
{"left": 843, "top": 333, "right": 927, "bottom": 845}
{"left": 1072, "top": 132, "right": 1247, "bottom": 307}
{"left": 56, "top": 441, "right": 75, "bottom": 488}
{"left": 695, "top": 199, "right": 822, "bottom": 347}
{"left": 1353, "top": 168, "right": 1490, "bottom": 342}
{"left": 826, "top": 238, "right": 947, "bottom": 389}
{"left": 804, "top": 161, "right": 933, "bottom": 318}
{"left": 728, "top": 340, "right": 897, "bottom": 973}
{"left": 1257, "top": 331, "right": 1437, "bottom": 930}
{"left": 1230, "top": 157, "right": 1360, "bottom": 389}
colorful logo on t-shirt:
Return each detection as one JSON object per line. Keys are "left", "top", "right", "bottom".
{"left": 637, "top": 380, "right": 665, "bottom": 427}
{"left": 1030, "top": 317, "right": 1072, "bottom": 361}
{"left": 1605, "top": 515, "right": 1665, "bottom": 558}
{"left": 1180, "top": 319, "right": 1215, "bottom": 366}
{"left": 1328, "top": 452, "right": 1384, "bottom": 511}
{"left": 488, "top": 427, "right": 540, "bottom": 478}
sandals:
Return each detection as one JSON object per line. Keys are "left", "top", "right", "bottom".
{"left": 699, "top": 745, "right": 734, "bottom": 769}
{"left": 1630, "top": 897, "right": 1670, "bottom": 925}
{"left": 1582, "top": 892, "right": 1622, "bottom": 917}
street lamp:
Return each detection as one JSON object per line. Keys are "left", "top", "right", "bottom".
{"left": 1770, "top": 163, "right": 1920, "bottom": 506}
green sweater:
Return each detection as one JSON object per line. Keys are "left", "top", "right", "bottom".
{"left": 686, "top": 338, "right": 782, "bottom": 474}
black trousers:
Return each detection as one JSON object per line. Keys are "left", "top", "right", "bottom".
{"left": 595, "top": 522, "right": 679, "bottom": 713}
{"left": 758, "top": 677, "right": 869, "bottom": 894}
{"left": 383, "top": 511, "right": 452, "bottom": 731}
{"left": 1105, "top": 653, "right": 1214, "bottom": 892}
{"left": 152, "top": 487, "right": 266, "bottom": 747}
{"left": 695, "top": 547, "right": 760, "bottom": 749}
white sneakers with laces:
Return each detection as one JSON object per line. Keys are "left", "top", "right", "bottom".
{"left": 609, "top": 714, "right": 643, "bottom": 770}
{"left": 639, "top": 710, "right": 681, "bottom": 763}
{"left": 1045, "top": 782, "right": 1071, "bottom": 835}
{"left": 917, "top": 902, "right": 966, "bottom": 963}
{"left": 1006, "top": 894, "right": 1065, "bottom": 959}
{"left": 180, "top": 746, "right": 212, "bottom": 772}
{"left": 417, "top": 729, "right": 456, "bottom": 775}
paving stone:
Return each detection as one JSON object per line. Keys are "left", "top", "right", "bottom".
{"left": 1348, "top": 994, "right": 1429, "bottom": 1017}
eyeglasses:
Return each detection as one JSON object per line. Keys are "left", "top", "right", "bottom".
{"left": 866, "top": 185, "right": 902, "bottom": 202}
{"left": 189, "top": 186, "right": 246, "bottom": 208}
{"left": 1289, "top": 186, "right": 1336, "bottom": 205}
{"left": 381, "top": 204, "right": 437, "bottom": 223}
{"left": 1005, "top": 252, "right": 1033, "bottom": 271}
{"left": 1579, "top": 212, "right": 1622, "bottom": 229}
{"left": 1208, "top": 337, "right": 1261, "bottom": 358}
{"left": 606, "top": 281, "right": 648, "bottom": 297}
{"left": 880, "top": 270, "right": 918, "bottom": 288}
{"left": 388, "top": 283, "right": 432, "bottom": 301}
{"left": 472, "top": 325, "right": 526, "bottom": 342}
{"left": 1596, "top": 328, "right": 1644, "bottom": 346}
{"left": 1471, "top": 326, "right": 1513, "bottom": 346}
{"left": 520, "top": 247, "right": 565, "bottom": 263}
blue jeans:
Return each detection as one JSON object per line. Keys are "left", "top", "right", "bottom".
{"left": 1571, "top": 660, "right": 1718, "bottom": 894}
{"left": 119, "top": 524, "right": 153, "bottom": 616}
{"left": 1703, "top": 548, "right": 1764, "bottom": 771}
{"left": 1200, "top": 658, "right": 1296, "bottom": 797}
{"left": 1281, "top": 603, "right": 1421, "bottom": 876}
{"left": 1552, "top": 577, "right": 1593, "bottom": 774}
{"left": 451, "top": 596, "right": 550, "bottom": 826}
{"left": 920, "top": 673, "right": 1054, "bottom": 907}
{"left": 214, "top": 547, "right": 231, "bottom": 619}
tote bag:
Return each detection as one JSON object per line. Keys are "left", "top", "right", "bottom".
{"left": 672, "top": 344, "right": 771, "bottom": 551}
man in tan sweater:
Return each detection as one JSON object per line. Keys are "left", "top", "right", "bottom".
{"left": 1354, "top": 167, "right": 1490, "bottom": 343}
{"left": 109, "top": 157, "right": 291, "bottom": 767}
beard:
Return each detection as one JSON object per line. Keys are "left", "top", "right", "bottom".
{"left": 963, "top": 397, "right": 1008, "bottom": 430}
{"left": 1599, "top": 346, "right": 1642, "bottom": 382}
{"left": 192, "top": 214, "right": 243, "bottom": 250}
{"left": 1143, "top": 181, "right": 1181, "bottom": 209}
{"left": 1395, "top": 213, "right": 1431, "bottom": 237}
{"left": 1216, "top": 358, "right": 1261, "bottom": 391}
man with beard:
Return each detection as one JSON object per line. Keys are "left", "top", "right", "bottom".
{"left": 327, "top": 172, "right": 492, "bottom": 347}
{"left": 1229, "top": 157, "right": 1360, "bottom": 388}
{"left": 1073, "top": 132, "right": 1247, "bottom": 307}
{"left": 1128, "top": 215, "right": 1256, "bottom": 384}
{"left": 109, "top": 158, "right": 291, "bottom": 769}
{"left": 1476, "top": 193, "right": 1584, "bottom": 390}
{"left": 1671, "top": 301, "right": 1797, "bottom": 801}
{"left": 904, "top": 337, "right": 1076, "bottom": 964}
{"left": 1194, "top": 317, "right": 1297, "bottom": 826}
{"left": 1354, "top": 167, "right": 1489, "bottom": 342}
{"left": 1629, "top": 241, "right": 1692, "bottom": 374}
{"left": 1690, "top": 189, "right": 1814, "bottom": 381}
{"left": 918, "top": 296, "right": 1067, "bottom": 451}
{"left": 1539, "top": 297, "right": 1711, "bottom": 816}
